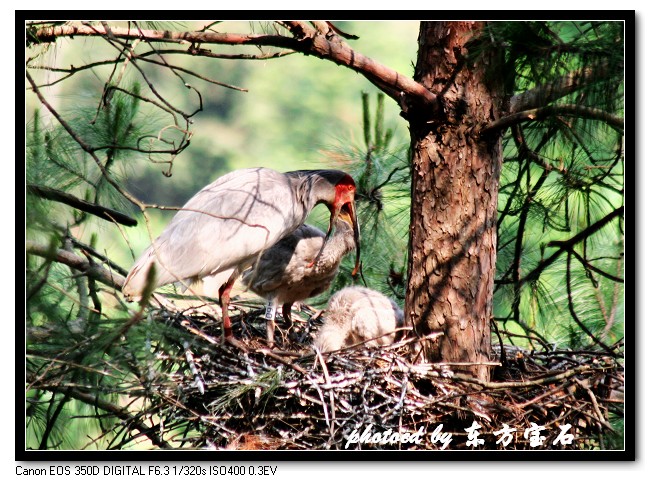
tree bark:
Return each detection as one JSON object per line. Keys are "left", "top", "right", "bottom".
{"left": 406, "top": 22, "right": 504, "bottom": 381}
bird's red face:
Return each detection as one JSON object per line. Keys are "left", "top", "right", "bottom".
{"left": 330, "top": 176, "right": 361, "bottom": 276}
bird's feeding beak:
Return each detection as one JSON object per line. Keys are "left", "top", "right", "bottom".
{"left": 318, "top": 188, "right": 361, "bottom": 276}
{"left": 337, "top": 202, "right": 361, "bottom": 276}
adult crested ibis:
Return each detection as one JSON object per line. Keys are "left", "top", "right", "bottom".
{"left": 241, "top": 209, "right": 357, "bottom": 346}
{"left": 313, "top": 286, "right": 403, "bottom": 353}
{"left": 122, "top": 167, "right": 361, "bottom": 340}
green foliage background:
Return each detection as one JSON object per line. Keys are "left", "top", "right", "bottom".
{"left": 25, "top": 21, "right": 419, "bottom": 450}
{"left": 25, "top": 20, "right": 624, "bottom": 450}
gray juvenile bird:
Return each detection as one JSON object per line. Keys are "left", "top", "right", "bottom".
{"left": 241, "top": 209, "right": 357, "bottom": 346}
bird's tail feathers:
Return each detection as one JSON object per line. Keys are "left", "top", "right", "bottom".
{"left": 122, "top": 253, "right": 158, "bottom": 301}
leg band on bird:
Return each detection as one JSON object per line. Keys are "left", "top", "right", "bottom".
{"left": 265, "top": 299, "right": 278, "bottom": 347}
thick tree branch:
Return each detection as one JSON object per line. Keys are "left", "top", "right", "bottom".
{"left": 31, "top": 23, "right": 299, "bottom": 48}
{"left": 307, "top": 32, "right": 437, "bottom": 110}
{"left": 30, "top": 22, "right": 437, "bottom": 116}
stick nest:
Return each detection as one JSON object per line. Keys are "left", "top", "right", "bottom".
{"left": 147, "top": 301, "right": 624, "bottom": 451}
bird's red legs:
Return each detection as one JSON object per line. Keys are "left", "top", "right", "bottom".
{"left": 218, "top": 269, "right": 240, "bottom": 342}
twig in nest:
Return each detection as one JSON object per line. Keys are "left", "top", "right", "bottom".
{"left": 315, "top": 349, "right": 336, "bottom": 437}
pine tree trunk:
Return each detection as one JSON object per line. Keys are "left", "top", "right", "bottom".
{"left": 406, "top": 22, "right": 503, "bottom": 381}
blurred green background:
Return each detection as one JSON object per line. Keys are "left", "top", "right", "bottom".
{"left": 26, "top": 21, "right": 419, "bottom": 269}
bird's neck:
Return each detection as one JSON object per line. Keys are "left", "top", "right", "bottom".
{"left": 286, "top": 170, "right": 335, "bottom": 211}
{"left": 314, "top": 224, "right": 355, "bottom": 269}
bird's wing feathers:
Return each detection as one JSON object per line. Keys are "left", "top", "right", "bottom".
{"left": 242, "top": 224, "right": 326, "bottom": 294}
{"left": 124, "top": 168, "right": 309, "bottom": 296}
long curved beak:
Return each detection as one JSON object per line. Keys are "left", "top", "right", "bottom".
{"left": 347, "top": 201, "right": 361, "bottom": 276}
{"left": 318, "top": 198, "right": 361, "bottom": 276}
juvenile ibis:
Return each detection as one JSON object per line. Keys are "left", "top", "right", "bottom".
{"left": 122, "top": 167, "right": 361, "bottom": 341}
{"left": 313, "top": 286, "right": 403, "bottom": 353}
{"left": 241, "top": 209, "right": 356, "bottom": 346}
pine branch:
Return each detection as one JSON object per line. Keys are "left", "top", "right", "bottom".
{"left": 25, "top": 70, "right": 146, "bottom": 210}
{"left": 27, "top": 184, "right": 138, "bottom": 227}
{"left": 483, "top": 104, "right": 624, "bottom": 135}
{"left": 567, "top": 247, "right": 624, "bottom": 284}
{"left": 519, "top": 206, "right": 624, "bottom": 285}
{"left": 508, "top": 63, "right": 618, "bottom": 113}
{"left": 26, "top": 240, "right": 126, "bottom": 289}
{"left": 69, "top": 237, "right": 129, "bottom": 276}
{"left": 26, "top": 374, "right": 172, "bottom": 449}
{"left": 565, "top": 252, "right": 617, "bottom": 355}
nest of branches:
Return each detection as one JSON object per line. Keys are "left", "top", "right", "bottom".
{"left": 138, "top": 300, "right": 624, "bottom": 451}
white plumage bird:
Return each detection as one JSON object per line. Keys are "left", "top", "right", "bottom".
{"left": 122, "top": 167, "right": 360, "bottom": 341}
{"left": 313, "top": 286, "right": 404, "bottom": 353}
{"left": 241, "top": 210, "right": 357, "bottom": 345}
